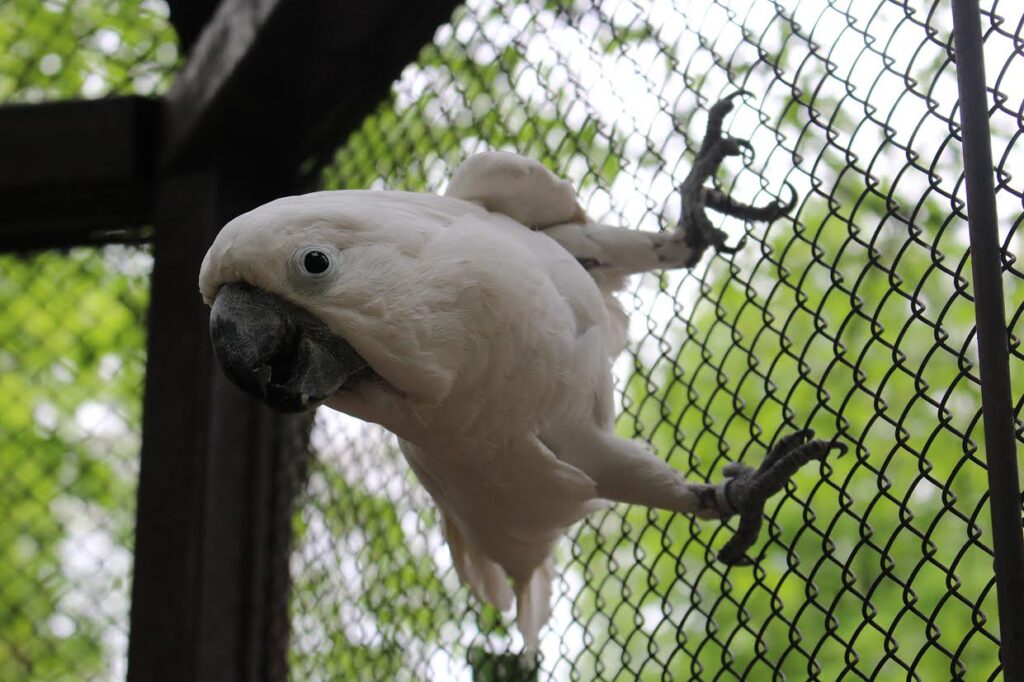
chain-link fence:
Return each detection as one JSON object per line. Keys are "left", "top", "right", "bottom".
{"left": 2, "top": 0, "right": 1021, "bottom": 680}
{"left": 0, "top": 2, "right": 176, "bottom": 680}
{"left": 290, "top": 0, "right": 1024, "bottom": 679}
{"left": 0, "top": 0, "right": 177, "bottom": 103}
{"left": 0, "top": 247, "right": 151, "bottom": 682}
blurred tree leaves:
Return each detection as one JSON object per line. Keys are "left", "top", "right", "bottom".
{"left": 0, "top": 247, "right": 151, "bottom": 681}
{"left": 0, "top": 2, "right": 174, "bottom": 679}
{"left": 0, "top": 0, "right": 177, "bottom": 103}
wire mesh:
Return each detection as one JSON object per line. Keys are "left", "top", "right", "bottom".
{"left": 0, "top": 3, "right": 175, "bottom": 680}
{"left": 288, "top": 0, "right": 1024, "bottom": 679}
{"left": 0, "top": 247, "right": 152, "bottom": 681}
{"left": 991, "top": 3, "right": 1024, "bottom": 449}
{"left": 0, "top": 0, "right": 178, "bottom": 103}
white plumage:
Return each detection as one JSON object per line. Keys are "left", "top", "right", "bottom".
{"left": 199, "top": 149, "right": 835, "bottom": 651}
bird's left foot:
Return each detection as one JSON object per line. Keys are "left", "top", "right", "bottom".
{"left": 677, "top": 91, "right": 797, "bottom": 261}
{"left": 716, "top": 429, "right": 846, "bottom": 565}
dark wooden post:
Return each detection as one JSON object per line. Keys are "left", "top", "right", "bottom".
{"left": 123, "top": 3, "right": 465, "bottom": 679}
{"left": 127, "top": 170, "right": 307, "bottom": 682}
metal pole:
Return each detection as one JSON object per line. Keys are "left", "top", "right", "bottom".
{"left": 950, "top": 2, "right": 1024, "bottom": 679}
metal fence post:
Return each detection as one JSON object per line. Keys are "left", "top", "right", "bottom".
{"left": 950, "top": 2, "right": 1024, "bottom": 679}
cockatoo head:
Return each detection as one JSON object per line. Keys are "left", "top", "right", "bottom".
{"left": 198, "top": 190, "right": 496, "bottom": 426}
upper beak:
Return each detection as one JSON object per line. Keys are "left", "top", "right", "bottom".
{"left": 209, "top": 282, "right": 368, "bottom": 413}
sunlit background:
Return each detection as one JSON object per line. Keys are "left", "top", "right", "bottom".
{"left": 1, "top": 1, "right": 175, "bottom": 680}
{"left": 1, "top": 0, "right": 1022, "bottom": 680}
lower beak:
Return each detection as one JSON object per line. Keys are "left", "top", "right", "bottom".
{"left": 208, "top": 283, "right": 368, "bottom": 413}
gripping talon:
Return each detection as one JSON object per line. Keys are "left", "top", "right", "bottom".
{"left": 760, "top": 429, "right": 813, "bottom": 469}
{"left": 779, "top": 181, "right": 799, "bottom": 213}
{"left": 730, "top": 137, "right": 754, "bottom": 158}
{"left": 714, "top": 234, "right": 746, "bottom": 254}
{"left": 715, "top": 430, "right": 843, "bottom": 566}
{"left": 676, "top": 93, "right": 799, "bottom": 259}
{"left": 709, "top": 89, "right": 752, "bottom": 117}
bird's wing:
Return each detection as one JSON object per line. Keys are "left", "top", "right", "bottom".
{"left": 399, "top": 438, "right": 514, "bottom": 612}
{"left": 446, "top": 152, "right": 677, "bottom": 356}
{"left": 445, "top": 151, "right": 586, "bottom": 228}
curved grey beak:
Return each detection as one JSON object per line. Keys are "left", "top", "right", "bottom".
{"left": 209, "top": 283, "right": 368, "bottom": 413}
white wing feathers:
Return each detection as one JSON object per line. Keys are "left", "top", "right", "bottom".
{"left": 400, "top": 434, "right": 605, "bottom": 651}
{"left": 446, "top": 152, "right": 696, "bottom": 356}
{"left": 443, "top": 515, "right": 556, "bottom": 652}
{"left": 514, "top": 557, "right": 556, "bottom": 653}
{"left": 446, "top": 151, "right": 586, "bottom": 228}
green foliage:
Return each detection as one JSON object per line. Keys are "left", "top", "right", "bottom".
{"left": 322, "top": 7, "right": 625, "bottom": 196}
{"left": 0, "top": 0, "right": 178, "bottom": 103}
{"left": 0, "top": 247, "right": 151, "bottom": 681}
{"left": 0, "top": 3, "right": 174, "bottom": 679}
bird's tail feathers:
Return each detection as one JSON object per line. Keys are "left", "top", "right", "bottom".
{"left": 514, "top": 558, "right": 555, "bottom": 653}
{"left": 443, "top": 514, "right": 514, "bottom": 612}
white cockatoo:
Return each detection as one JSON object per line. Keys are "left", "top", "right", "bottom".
{"left": 199, "top": 95, "right": 843, "bottom": 651}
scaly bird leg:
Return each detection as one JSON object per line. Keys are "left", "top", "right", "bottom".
{"left": 675, "top": 91, "right": 797, "bottom": 265}
{"left": 545, "top": 426, "right": 845, "bottom": 566}
{"left": 542, "top": 93, "right": 796, "bottom": 275}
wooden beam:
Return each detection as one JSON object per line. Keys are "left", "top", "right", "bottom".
{"left": 161, "top": 0, "right": 463, "bottom": 175}
{"left": 127, "top": 3, "right": 465, "bottom": 678}
{"left": 0, "top": 97, "right": 159, "bottom": 251}
{"left": 0, "top": 1, "right": 464, "bottom": 248}
{"left": 127, "top": 170, "right": 309, "bottom": 682}
{"left": 165, "top": 0, "right": 221, "bottom": 55}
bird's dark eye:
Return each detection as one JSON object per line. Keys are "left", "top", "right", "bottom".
{"left": 303, "top": 250, "right": 330, "bottom": 274}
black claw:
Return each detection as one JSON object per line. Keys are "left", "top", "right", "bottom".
{"left": 830, "top": 441, "right": 849, "bottom": 457}
{"left": 713, "top": 233, "right": 747, "bottom": 254}
{"left": 760, "top": 428, "right": 813, "bottom": 469}
{"left": 716, "top": 430, "right": 844, "bottom": 566}
{"left": 730, "top": 137, "right": 754, "bottom": 159}
{"left": 677, "top": 92, "right": 798, "bottom": 259}
{"left": 780, "top": 181, "right": 799, "bottom": 213}
{"left": 703, "top": 184, "right": 796, "bottom": 224}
